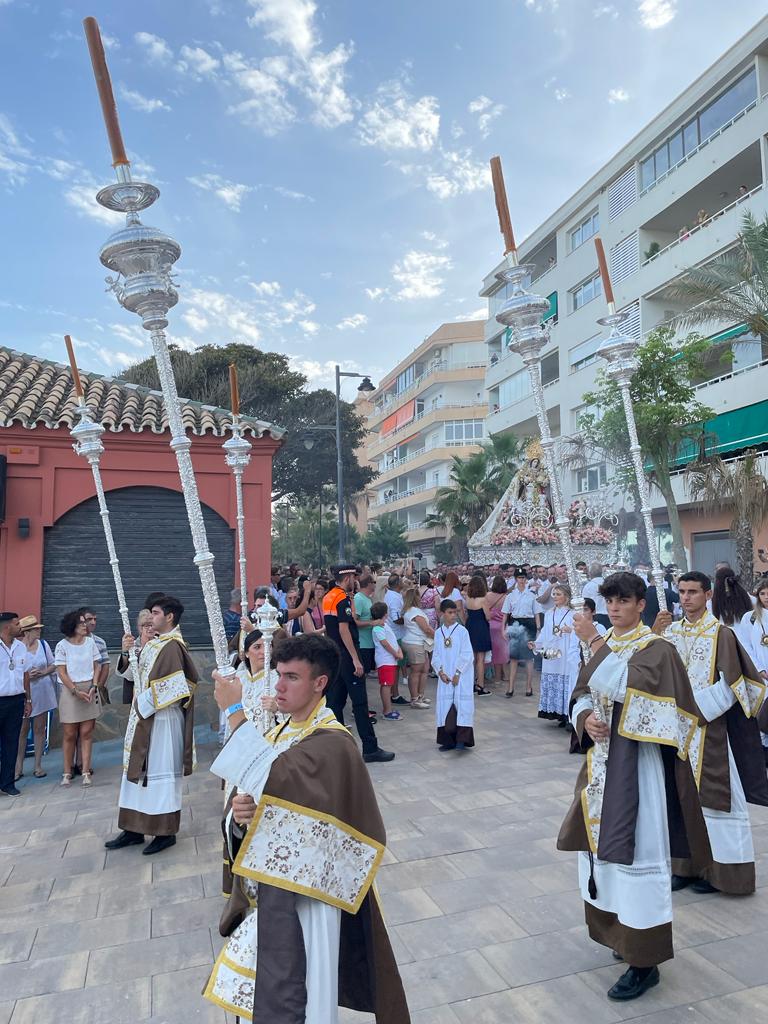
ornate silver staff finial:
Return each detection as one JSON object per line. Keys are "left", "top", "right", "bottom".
{"left": 82, "top": 17, "right": 233, "bottom": 673}
{"left": 255, "top": 602, "right": 281, "bottom": 699}
{"left": 593, "top": 237, "right": 665, "bottom": 611}
{"left": 66, "top": 336, "right": 140, "bottom": 684}
{"left": 223, "top": 365, "right": 252, "bottom": 623}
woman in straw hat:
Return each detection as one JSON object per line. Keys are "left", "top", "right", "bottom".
{"left": 14, "top": 615, "right": 58, "bottom": 780}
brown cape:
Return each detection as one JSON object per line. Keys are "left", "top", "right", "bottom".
{"left": 219, "top": 725, "right": 410, "bottom": 1024}
{"left": 558, "top": 640, "right": 710, "bottom": 872}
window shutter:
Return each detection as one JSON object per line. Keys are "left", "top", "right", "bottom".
{"left": 608, "top": 166, "right": 637, "bottom": 221}
{"left": 619, "top": 301, "right": 641, "bottom": 339}
{"left": 610, "top": 232, "right": 639, "bottom": 284}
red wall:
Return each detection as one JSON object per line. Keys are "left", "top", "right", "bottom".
{"left": 0, "top": 424, "right": 280, "bottom": 616}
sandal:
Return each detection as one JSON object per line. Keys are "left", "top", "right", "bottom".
{"left": 14, "top": 772, "right": 23, "bottom": 781}
{"left": 82, "top": 771, "right": 93, "bottom": 787}
{"left": 33, "top": 769, "right": 47, "bottom": 779}
{"left": 60, "top": 773, "right": 72, "bottom": 787}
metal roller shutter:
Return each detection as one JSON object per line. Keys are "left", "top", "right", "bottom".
{"left": 41, "top": 486, "right": 234, "bottom": 648}
{"left": 608, "top": 166, "right": 637, "bottom": 221}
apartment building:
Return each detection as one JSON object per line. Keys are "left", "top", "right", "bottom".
{"left": 364, "top": 321, "right": 487, "bottom": 557}
{"left": 481, "top": 17, "right": 768, "bottom": 571}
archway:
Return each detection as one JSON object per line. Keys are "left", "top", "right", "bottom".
{"left": 42, "top": 486, "right": 234, "bottom": 647}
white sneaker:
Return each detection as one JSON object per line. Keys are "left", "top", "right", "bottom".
{"left": 410, "top": 698, "right": 430, "bottom": 709}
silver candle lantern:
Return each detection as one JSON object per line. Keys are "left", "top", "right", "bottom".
{"left": 255, "top": 601, "right": 281, "bottom": 700}
{"left": 82, "top": 18, "right": 232, "bottom": 673}
{"left": 223, "top": 366, "right": 252, "bottom": 622}
{"left": 593, "top": 238, "right": 666, "bottom": 611}
{"left": 66, "top": 336, "right": 140, "bottom": 684}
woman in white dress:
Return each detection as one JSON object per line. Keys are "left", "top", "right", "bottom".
{"left": 535, "top": 584, "right": 580, "bottom": 725}
{"left": 14, "top": 615, "right": 58, "bottom": 781}
{"left": 54, "top": 609, "right": 102, "bottom": 788}
{"left": 237, "top": 629, "right": 282, "bottom": 733}
{"left": 740, "top": 579, "right": 768, "bottom": 763}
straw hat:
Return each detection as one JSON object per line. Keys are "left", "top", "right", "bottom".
{"left": 19, "top": 615, "right": 44, "bottom": 632}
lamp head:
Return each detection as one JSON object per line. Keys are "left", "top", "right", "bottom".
{"left": 357, "top": 376, "right": 375, "bottom": 393}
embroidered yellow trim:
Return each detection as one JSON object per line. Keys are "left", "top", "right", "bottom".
{"left": 580, "top": 745, "right": 600, "bottom": 854}
{"left": 729, "top": 673, "right": 767, "bottom": 718}
{"left": 202, "top": 950, "right": 254, "bottom": 1020}
{"left": 617, "top": 687, "right": 697, "bottom": 759}
{"left": 149, "top": 670, "right": 195, "bottom": 710}
{"left": 691, "top": 724, "right": 707, "bottom": 788}
{"left": 232, "top": 793, "right": 385, "bottom": 913}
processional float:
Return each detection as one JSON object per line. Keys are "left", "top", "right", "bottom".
{"left": 80, "top": 17, "right": 234, "bottom": 673}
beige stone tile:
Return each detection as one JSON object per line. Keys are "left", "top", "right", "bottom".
{"left": 0, "top": 895, "right": 99, "bottom": 933}
{"left": 387, "top": 828, "right": 485, "bottom": 863}
{"left": 376, "top": 855, "right": 466, "bottom": 895}
{"left": 50, "top": 861, "right": 152, "bottom": 899}
{"left": 151, "top": 896, "right": 223, "bottom": 937}
{"left": 85, "top": 928, "right": 213, "bottom": 986}
{"left": 696, "top": 983, "right": 768, "bottom": 1022}
{"left": 32, "top": 908, "right": 150, "bottom": 959}
{"left": 479, "top": 924, "right": 616, "bottom": 988}
{"left": 10, "top": 977, "right": 151, "bottom": 1024}
{"left": 380, "top": 887, "right": 444, "bottom": 927}
{"left": 151, "top": 963, "right": 226, "bottom": 1020}
{"left": 397, "top": 905, "right": 526, "bottom": 961}
{"left": 0, "top": 1001, "right": 11, "bottom": 1024}
{"left": 98, "top": 874, "right": 204, "bottom": 918}
{"left": 0, "top": 878, "right": 53, "bottom": 909}
{"left": 7, "top": 851, "right": 105, "bottom": 885}
{"left": 0, "top": 950, "right": 87, "bottom": 1000}
{"left": 693, "top": 929, "right": 768, "bottom": 986}
{"left": 424, "top": 870, "right": 545, "bottom": 914}
{"left": 0, "top": 926, "right": 35, "bottom": 964}
{"left": 450, "top": 973, "right": 622, "bottom": 1024}
{"left": 398, "top": 949, "right": 507, "bottom": 1011}
{"left": 500, "top": 889, "right": 586, "bottom": 936}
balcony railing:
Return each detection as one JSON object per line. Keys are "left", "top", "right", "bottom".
{"left": 489, "top": 377, "right": 559, "bottom": 418}
{"left": 374, "top": 483, "right": 433, "bottom": 507}
{"left": 638, "top": 97, "right": 759, "bottom": 199}
{"left": 372, "top": 359, "right": 487, "bottom": 414}
{"left": 372, "top": 401, "right": 486, "bottom": 445}
{"left": 378, "top": 437, "right": 481, "bottom": 473}
{"left": 642, "top": 185, "right": 762, "bottom": 267}
{"left": 693, "top": 356, "right": 768, "bottom": 391}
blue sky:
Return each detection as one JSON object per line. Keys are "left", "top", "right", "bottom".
{"left": 0, "top": 0, "right": 766, "bottom": 398}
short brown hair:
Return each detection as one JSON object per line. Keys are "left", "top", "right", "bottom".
{"left": 467, "top": 575, "right": 487, "bottom": 598}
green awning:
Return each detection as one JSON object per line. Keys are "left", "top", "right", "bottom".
{"left": 708, "top": 323, "right": 748, "bottom": 344}
{"left": 542, "top": 291, "right": 558, "bottom": 323}
{"left": 672, "top": 399, "right": 768, "bottom": 465}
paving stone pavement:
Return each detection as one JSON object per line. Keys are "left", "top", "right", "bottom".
{"left": 2, "top": 672, "right": 768, "bottom": 1023}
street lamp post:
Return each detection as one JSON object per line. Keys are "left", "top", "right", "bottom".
{"left": 302, "top": 367, "right": 375, "bottom": 564}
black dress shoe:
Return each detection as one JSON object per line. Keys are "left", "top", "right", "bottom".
{"left": 438, "top": 743, "right": 455, "bottom": 751}
{"left": 143, "top": 835, "right": 177, "bottom": 856}
{"left": 612, "top": 950, "right": 624, "bottom": 961}
{"left": 363, "top": 748, "right": 395, "bottom": 763}
{"left": 0, "top": 785, "right": 21, "bottom": 797}
{"left": 607, "top": 965, "right": 660, "bottom": 1001}
{"left": 104, "top": 830, "right": 144, "bottom": 850}
{"left": 690, "top": 878, "right": 718, "bottom": 894}
{"left": 671, "top": 874, "right": 692, "bottom": 891}
{"left": 391, "top": 696, "right": 409, "bottom": 705}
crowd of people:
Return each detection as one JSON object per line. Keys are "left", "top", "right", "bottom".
{"left": 2, "top": 552, "right": 768, "bottom": 1018}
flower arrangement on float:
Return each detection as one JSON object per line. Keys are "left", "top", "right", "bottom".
{"left": 491, "top": 525, "right": 559, "bottom": 545}
{"left": 570, "top": 525, "right": 614, "bottom": 545}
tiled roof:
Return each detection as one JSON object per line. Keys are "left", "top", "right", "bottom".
{"left": 0, "top": 348, "right": 284, "bottom": 439}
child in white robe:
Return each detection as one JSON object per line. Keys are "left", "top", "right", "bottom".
{"left": 433, "top": 599, "right": 475, "bottom": 750}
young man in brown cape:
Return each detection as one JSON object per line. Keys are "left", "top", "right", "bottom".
{"left": 207, "top": 632, "right": 409, "bottom": 1024}
{"left": 655, "top": 570, "right": 768, "bottom": 895}
{"left": 558, "top": 572, "right": 711, "bottom": 1002}
{"left": 105, "top": 595, "right": 197, "bottom": 856}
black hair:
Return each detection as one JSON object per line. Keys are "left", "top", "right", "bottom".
{"left": 370, "top": 601, "right": 388, "bottom": 619}
{"left": 144, "top": 592, "right": 166, "bottom": 612}
{"left": 440, "top": 598, "right": 457, "bottom": 612}
{"left": 151, "top": 595, "right": 184, "bottom": 625}
{"left": 677, "top": 570, "right": 711, "bottom": 592}
{"left": 60, "top": 609, "right": 86, "bottom": 637}
{"left": 0, "top": 612, "right": 19, "bottom": 623}
{"left": 77, "top": 606, "right": 96, "bottom": 617}
{"left": 419, "top": 569, "right": 432, "bottom": 586}
{"left": 243, "top": 629, "right": 263, "bottom": 655}
{"left": 599, "top": 571, "right": 647, "bottom": 602}
{"left": 274, "top": 633, "right": 339, "bottom": 691}
{"left": 583, "top": 597, "right": 596, "bottom": 614}
{"left": 712, "top": 567, "right": 752, "bottom": 626}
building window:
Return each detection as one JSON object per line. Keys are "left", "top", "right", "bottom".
{"left": 570, "top": 272, "right": 602, "bottom": 312}
{"left": 569, "top": 210, "right": 599, "bottom": 252}
{"left": 395, "top": 365, "right": 415, "bottom": 394}
{"left": 639, "top": 67, "right": 757, "bottom": 191}
{"left": 499, "top": 368, "right": 531, "bottom": 408}
{"left": 444, "top": 419, "right": 485, "bottom": 443}
{"left": 569, "top": 333, "right": 602, "bottom": 372}
{"left": 541, "top": 350, "right": 559, "bottom": 387}
{"left": 576, "top": 463, "right": 607, "bottom": 493}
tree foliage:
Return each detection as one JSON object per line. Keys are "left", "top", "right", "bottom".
{"left": 120, "top": 343, "right": 375, "bottom": 503}
{"left": 686, "top": 450, "right": 768, "bottom": 585}
{"left": 667, "top": 212, "right": 768, "bottom": 337}
{"left": 578, "top": 328, "right": 714, "bottom": 569}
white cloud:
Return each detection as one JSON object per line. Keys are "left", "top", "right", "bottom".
{"left": 337, "top": 313, "right": 368, "bottom": 330}
{"left": 454, "top": 306, "right": 488, "bottom": 322}
{"left": 247, "top": 0, "right": 317, "bottom": 58}
{"left": 120, "top": 86, "right": 171, "bottom": 114}
{"left": 424, "top": 148, "right": 490, "bottom": 200}
{"left": 391, "top": 249, "right": 453, "bottom": 301}
{"left": 178, "top": 45, "right": 220, "bottom": 77}
{"left": 358, "top": 81, "right": 439, "bottom": 152}
{"left": 593, "top": 4, "right": 619, "bottom": 17}
{"left": 288, "top": 356, "right": 363, "bottom": 390}
{"left": 251, "top": 280, "right": 281, "bottom": 297}
{"left": 135, "top": 31, "right": 173, "bottom": 63}
{"left": 299, "top": 319, "right": 320, "bottom": 335}
{"left": 524, "top": 0, "right": 560, "bottom": 10}
{"left": 64, "top": 183, "right": 124, "bottom": 225}
{"left": 365, "top": 287, "right": 386, "bottom": 301}
{"left": 554, "top": 87, "right": 571, "bottom": 102}
{"left": 184, "top": 287, "right": 263, "bottom": 344}
{"left": 272, "top": 184, "right": 314, "bottom": 201}
{"left": 608, "top": 87, "right": 630, "bottom": 104}
{"left": 637, "top": 0, "right": 677, "bottom": 29}
{"left": 188, "top": 172, "right": 252, "bottom": 211}
{"left": 224, "top": 52, "right": 297, "bottom": 134}
{"left": 101, "top": 32, "right": 120, "bottom": 49}
{"left": 182, "top": 308, "right": 210, "bottom": 333}
{"left": 46, "top": 158, "right": 77, "bottom": 181}
{"left": 468, "top": 95, "right": 505, "bottom": 138}
{"left": 0, "top": 113, "right": 32, "bottom": 187}
{"left": 70, "top": 334, "right": 137, "bottom": 371}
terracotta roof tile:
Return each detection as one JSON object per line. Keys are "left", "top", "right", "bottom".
{"left": 0, "top": 347, "right": 284, "bottom": 439}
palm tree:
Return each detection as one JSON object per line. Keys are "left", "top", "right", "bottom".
{"left": 482, "top": 432, "right": 527, "bottom": 493}
{"left": 668, "top": 211, "right": 768, "bottom": 337}
{"left": 686, "top": 449, "right": 768, "bottom": 584}
{"left": 425, "top": 451, "right": 500, "bottom": 559}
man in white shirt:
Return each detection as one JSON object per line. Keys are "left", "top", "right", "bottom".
{"left": 0, "top": 612, "right": 31, "bottom": 796}
{"left": 581, "top": 563, "right": 610, "bottom": 628}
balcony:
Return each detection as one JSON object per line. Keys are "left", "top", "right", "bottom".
{"left": 369, "top": 359, "right": 487, "bottom": 424}
{"left": 367, "top": 402, "right": 487, "bottom": 457}
{"left": 369, "top": 484, "right": 440, "bottom": 513}
{"left": 375, "top": 442, "right": 483, "bottom": 485}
